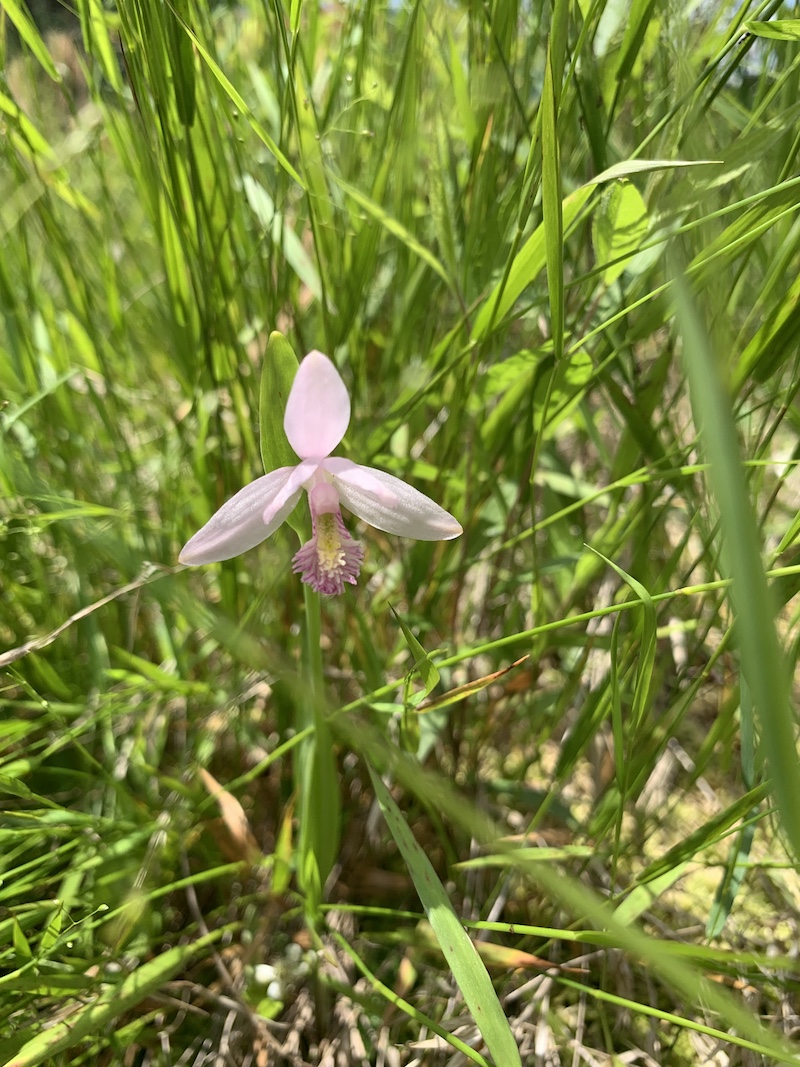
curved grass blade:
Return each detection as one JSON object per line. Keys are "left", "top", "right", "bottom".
{"left": 541, "top": 49, "right": 563, "bottom": 365}
{"left": 0, "top": 927, "right": 234, "bottom": 1067}
{"left": 367, "top": 765, "right": 522, "bottom": 1067}
{"left": 706, "top": 820, "right": 757, "bottom": 939}
{"left": 332, "top": 932, "right": 492, "bottom": 1067}
{"left": 2, "top": 0, "right": 60, "bottom": 81}
{"left": 674, "top": 274, "right": 800, "bottom": 861}
{"left": 471, "top": 161, "right": 716, "bottom": 343}
{"left": 162, "top": 0, "right": 304, "bottom": 188}
{"left": 745, "top": 19, "right": 800, "bottom": 41}
{"left": 333, "top": 176, "right": 455, "bottom": 293}
{"left": 347, "top": 722, "right": 795, "bottom": 1063}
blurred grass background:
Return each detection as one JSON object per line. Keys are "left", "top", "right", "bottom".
{"left": 2, "top": 0, "right": 800, "bottom": 1063}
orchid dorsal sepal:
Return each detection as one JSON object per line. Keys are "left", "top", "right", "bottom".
{"left": 180, "top": 350, "right": 462, "bottom": 594}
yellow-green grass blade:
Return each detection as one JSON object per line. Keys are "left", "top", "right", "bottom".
{"left": 471, "top": 160, "right": 715, "bottom": 344}
{"left": 541, "top": 48, "right": 563, "bottom": 366}
{"left": 333, "top": 176, "right": 455, "bottom": 293}
{"left": 745, "top": 19, "right": 800, "bottom": 41}
{"left": 368, "top": 765, "right": 522, "bottom": 1067}
{"left": 163, "top": 0, "right": 304, "bottom": 188}
{"left": 0, "top": 927, "right": 233, "bottom": 1067}
{"left": 2, "top": 0, "right": 61, "bottom": 81}
{"left": 333, "top": 932, "right": 492, "bottom": 1067}
{"left": 674, "top": 274, "right": 800, "bottom": 861}
{"left": 348, "top": 722, "right": 795, "bottom": 1063}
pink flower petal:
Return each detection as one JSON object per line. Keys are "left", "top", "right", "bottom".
{"left": 179, "top": 468, "right": 299, "bottom": 565}
{"left": 262, "top": 459, "right": 319, "bottom": 525}
{"left": 284, "top": 350, "right": 350, "bottom": 460}
{"left": 323, "top": 457, "right": 398, "bottom": 505}
{"left": 331, "top": 465, "right": 462, "bottom": 541}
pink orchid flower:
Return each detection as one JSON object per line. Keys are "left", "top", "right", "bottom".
{"left": 179, "top": 351, "right": 462, "bottom": 595}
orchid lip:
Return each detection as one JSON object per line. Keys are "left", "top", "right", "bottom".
{"left": 292, "top": 484, "right": 364, "bottom": 595}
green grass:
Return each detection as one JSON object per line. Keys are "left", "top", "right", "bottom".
{"left": 2, "top": 0, "right": 800, "bottom": 1063}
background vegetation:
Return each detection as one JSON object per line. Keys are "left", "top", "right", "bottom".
{"left": 2, "top": 0, "right": 800, "bottom": 1063}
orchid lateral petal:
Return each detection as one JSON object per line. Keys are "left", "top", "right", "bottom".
{"left": 179, "top": 468, "right": 298, "bottom": 565}
{"left": 331, "top": 465, "right": 462, "bottom": 541}
{"left": 323, "top": 457, "right": 398, "bottom": 504}
{"left": 262, "top": 459, "right": 319, "bottom": 525}
{"left": 283, "top": 350, "right": 350, "bottom": 460}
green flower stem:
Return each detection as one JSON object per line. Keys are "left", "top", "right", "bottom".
{"left": 296, "top": 584, "right": 339, "bottom": 918}
{"left": 303, "top": 582, "right": 324, "bottom": 698}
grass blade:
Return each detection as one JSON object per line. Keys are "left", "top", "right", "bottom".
{"left": 368, "top": 765, "right": 522, "bottom": 1067}
{"left": 2, "top": 0, "right": 60, "bottom": 81}
{"left": 0, "top": 927, "right": 233, "bottom": 1067}
{"left": 674, "top": 273, "right": 800, "bottom": 860}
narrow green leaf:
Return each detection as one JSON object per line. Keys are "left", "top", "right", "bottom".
{"left": 76, "top": 0, "right": 124, "bottom": 92}
{"left": 243, "top": 175, "right": 323, "bottom": 304}
{"left": 592, "top": 183, "right": 649, "bottom": 285}
{"left": 549, "top": 0, "right": 570, "bottom": 97}
{"left": 0, "top": 775, "right": 35, "bottom": 800}
{"left": 162, "top": 0, "right": 305, "bottom": 188}
{"left": 674, "top": 275, "right": 800, "bottom": 861}
{"left": 12, "top": 918, "right": 33, "bottom": 962}
{"left": 471, "top": 160, "right": 717, "bottom": 343}
{"left": 0, "top": 928, "right": 233, "bottom": 1067}
{"left": 2, "top": 0, "right": 61, "bottom": 81}
{"left": 333, "top": 176, "right": 454, "bottom": 291}
{"left": 589, "top": 548, "right": 656, "bottom": 733}
{"left": 39, "top": 905, "right": 64, "bottom": 953}
{"left": 541, "top": 50, "right": 563, "bottom": 364}
{"left": 447, "top": 28, "right": 477, "bottom": 146}
{"left": 301, "top": 848, "right": 322, "bottom": 920}
{"left": 733, "top": 271, "right": 800, "bottom": 389}
{"left": 259, "top": 331, "right": 299, "bottom": 474}
{"left": 166, "top": 0, "right": 196, "bottom": 127}
{"left": 471, "top": 187, "right": 592, "bottom": 342}
{"left": 296, "top": 588, "right": 339, "bottom": 913}
{"left": 110, "top": 648, "right": 206, "bottom": 696}
{"left": 368, "top": 766, "right": 522, "bottom": 1067}
{"left": 6, "top": 976, "right": 93, "bottom": 997}
{"left": 589, "top": 159, "right": 720, "bottom": 183}
{"left": 455, "top": 846, "right": 594, "bottom": 869}
{"left": 613, "top": 863, "right": 691, "bottom": 926}
{"left": 615, "top": 0, "right": 657, "bottom": 83}
{"left": 390, "top": 605, "right": 440, "bottom": 698}
{"left": 706, "top": 821, "right": 757, "bottom": 939}
{"left": 575, "top": 48, "right": 608, "bottom": 172}
{"left": 636, "top": 783, "right": 770, "bottom": 884}
{"left": 745, "top": 19, "right": 800, "bottom": 41}
{"left": 609, "top": 614, "right": 624, "bottom": 785}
